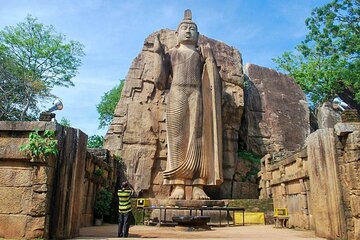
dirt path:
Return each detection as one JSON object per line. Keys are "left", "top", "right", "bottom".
{"left": 75, "top": 224, "right": 325, "bottom": 239}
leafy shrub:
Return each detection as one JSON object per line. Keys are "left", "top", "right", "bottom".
{"left": 94, "top": 188, "right": 112, "bottom": 218}
{"left": 19, "top": 129, "right": 58, "bottom": 161}
{"left": 238, "top": 150, "right": 261, "bottom": 182}
{"left": 238, "top": 151, "right": 261, "bottom": 164}
{"left": 94, "top": 168, "right": 105, "bottom": 176}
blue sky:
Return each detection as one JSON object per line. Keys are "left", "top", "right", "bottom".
{"left": 0, "top": 0, "right": 329, "bottom": 136}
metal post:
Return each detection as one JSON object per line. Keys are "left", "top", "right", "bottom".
{"left": 242, "top": 209, "right": 245, "bottom": 226}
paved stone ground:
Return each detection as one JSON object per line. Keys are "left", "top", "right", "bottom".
{"left": 75, "top": 224, "right": 326, "bottom": 239}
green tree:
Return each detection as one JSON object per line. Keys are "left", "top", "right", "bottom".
{"left": 87, "top": 134, "right": 104, "bottom": 148}
{"left": 0, "top": 51, "right": 32, "bottom": 120}
{"left": 59, "top": 117, "right": 71, "bottom": 127}
{"left": 273, "top": 0, "right": 360, "bottom": 109}
{"left": 0, "top": 15, "right": 84, "bottom": 120}
{"left": 97, "top": 80, "right": 124, "bottom": 129}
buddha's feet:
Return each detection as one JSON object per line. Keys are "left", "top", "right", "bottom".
{"left": 192, "top": 185, "right": 210, "bottom": 200}
{"left": 169, "top": 185, "right": 185, "bottom": 199}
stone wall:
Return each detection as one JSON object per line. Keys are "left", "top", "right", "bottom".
{"left": 104, "top": 29, "right": 244, "bottom": 199}
{"left": 82, "top": 148, "right": 116, "bottom": 227}
{"left": 335, "top": 123, "right": 360, "bottom": 240}
{"left": 0, "top": 121, "right": 59, "bottom": 239}
{"left": 259, "top": 122, "right": 360, "bottom": 240}
{"left": 0, "top": 121, "right": 115, "bottom": 239}
{"left": 259, "top": 149, "right": 310, "bottom": 229}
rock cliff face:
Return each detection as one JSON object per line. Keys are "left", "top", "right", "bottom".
{"left": 242, "top": 64, "right": 310, "bottom": 156}
{"left": 104, "top": 29, "right": 244, "bottom": 198}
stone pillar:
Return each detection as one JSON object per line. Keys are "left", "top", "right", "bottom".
{"left": 307, "top": 129, "right": 346, "bottom": 239}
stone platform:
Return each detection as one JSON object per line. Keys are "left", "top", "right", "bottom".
{"left": 147, "top": 199, "right": 225, "bottom": 208}
{"left": 142, "top": 199, "right": 242, "bottom": 227}
{"left": 137, "top": 198, "right": 274, "bottom": 225}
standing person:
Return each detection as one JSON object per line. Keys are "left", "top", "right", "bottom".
{"left": 153, "top": 9, "right": 223, "bottom": 200}
{"left": 117, "top": 181, "right": 134, "bottom": 238}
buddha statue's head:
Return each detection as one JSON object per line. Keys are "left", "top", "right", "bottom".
{"left": 176, "top": 9, "right": 199, "bottom": 46}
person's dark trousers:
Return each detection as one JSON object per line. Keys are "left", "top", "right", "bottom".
{"left": 118, "top": 212, "right": 130, "bottom": 237}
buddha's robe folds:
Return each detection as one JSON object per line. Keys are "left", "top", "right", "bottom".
{"left": 155, "top": 45, "right": 223, "bottom": 186}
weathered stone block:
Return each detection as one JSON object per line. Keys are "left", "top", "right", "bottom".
{"left": 32, "top": 166, "right": 50, "bottom": 185}
{"left": 232, "top": 181, "right": 258, "bottom": 199}
{"left": 222, "top": 129, "right": 238, "bottom": 151}
{"left": 122, "top": 78, "right": 142, "bottom": 98}
{"left": 0, "top": 187, "right": 32, "bottom": 214}
{"left": 345, "top": 131, "right": 360, "bottom": 150}
{"left": 246, "top": 136, "right": 269, "bottom": 157}
{"left": 150, "top": 184, "right": 170, "bottom": 198}
{"left": 132, "top": 82, "right": 155, "bottom": 103}
{"left": 222, "top": 151, "right": 235, "bottom": 168}
{"left": 0, "top": 121, "right": 56, "bottom": 132}
{"left": 32, "top": 183, "right": 49, "bottom": 193}
{"left": 354, "top": 217, "right": 360, "bottom": 240}
{"left": 30, "top": 192, "right": 47, "bottom": 216}
{"left": 350, "top": 194, "right": 360, "bottom": 216}
{"left": 113, "top": 101, "right": 128, "bottom": 117}
{"left": 335, "top": 123, "right": 360, "bottom": 136}
{"left": 0, "top": 136, "right": 29, "bottom": 160}
{"left": 341, "top": 162, "right": 360, "bottom": 190}
{"left": 0, "top": 168, "right": 32, "bottom": 187}
{"left": 112, "top": 124, "right": 124, "bottom": 134}
{"left": 103, "top": 134, "right": 123, "bottom": 153}
{"left": 25, "top": 216, "right": 45, "bottom": 239}
{"left": 122, "top": 144, "right": 156, "bottom": 191}
{"left": 151, "top": 169, "right": 164, "bottom": 185}
{"left": 128, "top": 68, "right": 143, "bottom": 79}
{"left": 222, "top": 167, "right": 235, "bottom": 181}
{"left": 343, "top": 150, "right": 360, "bottom": 163}
{"left": 286, "top": 180, "right": 303, "bottom": 194}
{"left": 122, "top": 103, "right": 158, "bottom": 145}
{"left": 316, "top": 102, "right": 341, "bottom": 129}
{"left": 0, "top": 214, "right": 27, "bottom": 238}
{"left": 288, "top": 212, "right": 309, "bottom": 229}
{"left": 219, "top": 180, "right": 232, "bottom": 199}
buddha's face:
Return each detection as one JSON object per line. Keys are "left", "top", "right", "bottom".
{"left": 176, "top": 23, "right": 198, "bottom": 45}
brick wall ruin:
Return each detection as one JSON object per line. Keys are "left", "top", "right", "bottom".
{"left": 0, "top": 121, "right": 115, "bottom": 239}
{"left": 259, "top": 122, "right": 360, "bottom": 240}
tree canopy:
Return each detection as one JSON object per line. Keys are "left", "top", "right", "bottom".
{"left": 87, "top": 135, "right": 104, "bottom": 148}
{"left": 97, "top": 80, "right": 124, "bottom": 129}
{"left": 273, "top": 0, "right": 360, "bottom": 109}
{"left": 59, "top": 117, "right": 71, "bottom": 127}
{"left": 0, "top": 15, "right": 84, "bottom": 120}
